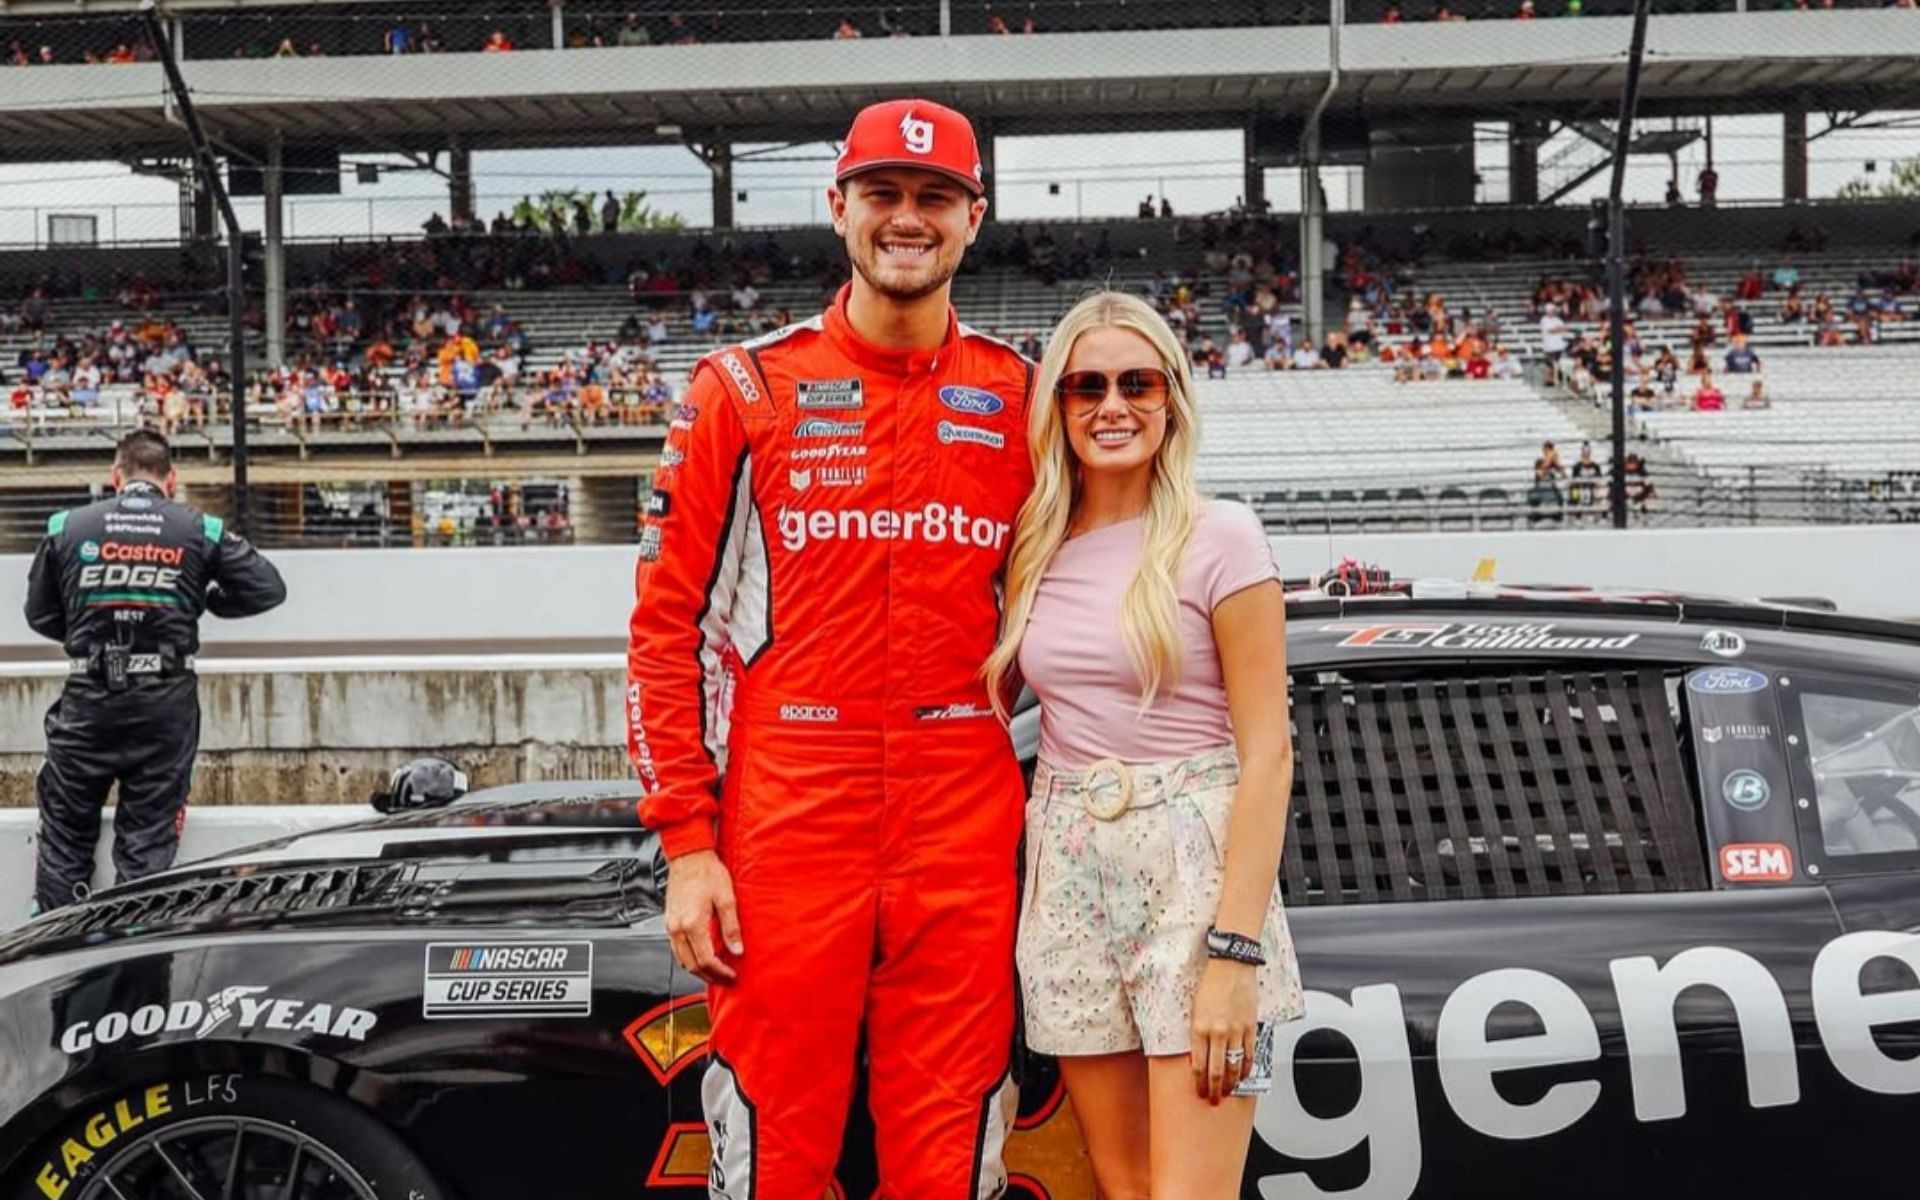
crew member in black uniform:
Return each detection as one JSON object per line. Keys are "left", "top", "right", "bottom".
{"left": 23, "top": 431, "right": 287, "bottom": 913}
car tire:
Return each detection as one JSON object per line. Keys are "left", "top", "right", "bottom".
{"left": 15, "top": 1075, "right": 449, "bottom": 1200}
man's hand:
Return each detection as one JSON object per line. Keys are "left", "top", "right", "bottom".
{"left": 664, "top": 850, "right": 743, "bottom": 984}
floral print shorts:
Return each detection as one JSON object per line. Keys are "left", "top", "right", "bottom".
{"left": 1016, "top": 746, "right": 1305, "bottom": 1061}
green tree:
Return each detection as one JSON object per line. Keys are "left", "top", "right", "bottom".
{"left": 508, "top": 187, "right": 685, "bottom": 232}
{"left": 619, "top": 190, "right": 686, "bottom": 232}
{"left": 1836, "top": 156, "right": 1920, "bottom": 201}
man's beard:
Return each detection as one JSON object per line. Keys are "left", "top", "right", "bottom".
{"left": 849, "top": 241, "right": 958, "bottom": 302}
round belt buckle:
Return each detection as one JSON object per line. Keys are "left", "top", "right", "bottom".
{"left": 1083, "top": 757, "right": 1133, "bottom": 821}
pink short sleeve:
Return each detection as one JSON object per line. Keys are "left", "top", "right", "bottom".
{"left": 1196, "top": 501, "right": 1280, "bottom": 611}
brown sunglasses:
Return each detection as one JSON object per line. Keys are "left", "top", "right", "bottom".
{"left": 1053, "top": 367, "right": 1173, "bottom": 417}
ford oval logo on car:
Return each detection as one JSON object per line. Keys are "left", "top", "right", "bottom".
{"left": 939, "top": 386, "right": 1004, "bottom": 417}
{"left": 1687, "top": 666, "right": 1769, "bottom": 695}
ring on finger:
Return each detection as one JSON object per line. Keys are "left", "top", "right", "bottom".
{"left": 1224, "top": 1048, "right": 1246, "bottom": 1065}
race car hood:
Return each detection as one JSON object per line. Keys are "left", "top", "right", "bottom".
{"left": 0, "top": 783, "right": 661, "bottom": 973}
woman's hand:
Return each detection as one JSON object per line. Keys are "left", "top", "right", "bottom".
{"left": 1190, "top": 957, "right": 1259, "bottom": 1102}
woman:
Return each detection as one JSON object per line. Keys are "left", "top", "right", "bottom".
{"left": 985, "top": 291, "right": 1302, "bottom": 1198}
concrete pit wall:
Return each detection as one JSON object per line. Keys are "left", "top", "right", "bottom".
{"left": 0, "top": 657, "right": 627, "bottom": 807}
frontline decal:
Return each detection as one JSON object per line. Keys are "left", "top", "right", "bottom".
{"left": 1255, "top": 931, "right": 1920, "bottom": 1200}
{"left": 1329, "top": 622, "right": 1641, "bottom": 652}
{"left": 59, "top": 986, "right": 376, "bottom": 1054}
{"left": 424, "top": 942, "right": 594, "bottom": 1018}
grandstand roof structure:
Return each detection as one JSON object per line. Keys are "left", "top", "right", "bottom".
{"left": 0, "top": 11, "right": 1916, "bottom": 162}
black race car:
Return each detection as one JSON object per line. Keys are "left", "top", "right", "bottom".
{"left": 5, "top": 588, "right": 1920, "bottom": 1200}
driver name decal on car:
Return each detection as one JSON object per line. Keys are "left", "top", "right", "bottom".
{"left": 59, "top": 985, "right": 376, "bottom": 1054}
{"left": 1327, "top": 621, "right": 1641, "bottom": 651}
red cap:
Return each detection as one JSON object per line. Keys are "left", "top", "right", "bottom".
{"left": 834, "top": 99, "right": 984, "bottom": 196}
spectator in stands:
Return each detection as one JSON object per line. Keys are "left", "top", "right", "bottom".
{"left": 1780, "top": 288, "right": 1806, "bottom": 324}
{"left": 1696, "top": 165, "right": 1718, "bottom": 207}
{"left": 1771, "top": 257, "right": 1800, "bottom": 291}
{"left": 1516, "top": 0, "right": 1536, "bottom": 16}
{"left": 1537, "top": 302, "right": 1568, "bottom": 378}
{"left": 1569, "top": 442, "right": 1602, "bottom": 509}
{"left": 1491, "top": 345, "right": 1523, "bottom": 380}
{"left": 272, "top": 38, "right": 300, "bottom": 58}
{"left": 416, "top": 24, "right": 445, "bottom": 53}
{"left": 647, "top": 311, "right": 671, "bottom": 345}
{"left": 601, "top": 190, "right": 622, "bottom": 233}
{"left": 1290, "top": 341, "right": 1322, "bottom": 370}
{"left": 987, "top": 10, "right": 1012, "bottom": 33}
{"left": 1692, "top": 373, "right": 1726, "bottom": 411}
{"left": 20, "top": 287, "right": 48, "bottom": 333}
{"left": 835, "top": 17, "right": 863, "bottom": 38}
{"left": 1623, "top": 452, "right": 1655, "bottom": 513}
{"left": 1629, "top": 378, "right": 1656, "bottom": 413}
{"left": 1019, "top": 331, "right": 1043, "bottom": 360}
{"left": 732, "top": 280, "right": 760, "bottom": 315}
{"left": 1160, "top": 196, "right": 1174, "bottom": 219}
{"left": 1321, "top": 332, "right": 1350, "bottom": 370}
{"left": 384, "top": 20, "right": 412, "bottom": 53}
{"left": 1723, "top": 334, "right": 1760, "bottom": 375}
{"left": 1528, "top": 450, "right": 1565, "bottom": 526}
{"left": 618, "top": 14, "right": 654, "bottom": 45}
{"left": 1743, "top": 376, "right": 1769, "bottom": 409}
{"left": 1225, "top": 327, "right": 1255, "bottom": 369}
{"left": 1383, "top": 3, "right": 1404, "bottom": 20}
{"left": 1138, "top": 195, "right": 1155, "bottom": 219}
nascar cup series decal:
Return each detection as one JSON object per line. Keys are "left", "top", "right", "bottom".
{"left": 423, "top": 942, "right": 594, "bottom": 1018}
{"left": 1256, "top": 931, "right": 1920, "bottom": 1200}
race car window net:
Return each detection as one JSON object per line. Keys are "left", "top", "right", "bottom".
{"left": 1284, "top": 667, "right": 1706, "bottom": 904}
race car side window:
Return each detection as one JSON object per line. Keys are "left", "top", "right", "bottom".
{"left": 1778, "top": 673, "right": 1920, "bottom": 873}
{"left": 1283, "top": 666, "right": 1707, "bottom": 906}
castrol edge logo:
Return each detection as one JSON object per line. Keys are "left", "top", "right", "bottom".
{"left": 1254, "top": 931, "right": 1920, "bottom": 1200}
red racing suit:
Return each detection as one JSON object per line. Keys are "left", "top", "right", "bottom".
{"left": 627, "top": 283, "right": 1034, "bottom": 1199}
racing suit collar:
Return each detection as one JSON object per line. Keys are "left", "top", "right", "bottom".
{"left": 117, "top": 480, "right": 166, "bottom": 498}
{"left": 823, "top": 282, "right": 959, "bottom": 376}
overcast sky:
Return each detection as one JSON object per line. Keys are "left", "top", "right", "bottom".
{"left": 0, "top": 113, "right": 1914, "bottom": 248}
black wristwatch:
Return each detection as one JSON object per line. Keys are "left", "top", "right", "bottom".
{"left": 1206, "top": 927, "right": 1265, "bottom": 967}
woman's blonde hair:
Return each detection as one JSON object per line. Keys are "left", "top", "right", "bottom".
{"left": 984, "top": 291, "right": 1203, "bottom": 716}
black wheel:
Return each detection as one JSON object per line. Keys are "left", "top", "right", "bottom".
{"left": 19, "top": 1077, "right": 448, "bottom": 1200}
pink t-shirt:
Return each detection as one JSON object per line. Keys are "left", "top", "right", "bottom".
{"left": 1017, "top": 499, "right": 1280, "bottom": 768}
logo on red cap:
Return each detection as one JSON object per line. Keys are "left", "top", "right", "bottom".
{"left": 836, "top": 99, "right": 984, "bottom": 194}
{"left": 900, "top": 109, "right": 935, "bottom": 156}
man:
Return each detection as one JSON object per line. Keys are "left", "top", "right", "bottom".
{"left": 627, "top": 98, "right": 1032, "bottom": 1199}
{"left": 24, "top": 431, "right": 286, "bottom": 913}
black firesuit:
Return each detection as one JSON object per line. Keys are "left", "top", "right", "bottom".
{"left": 23, "top": 481, "right": 286, "bottom": 912}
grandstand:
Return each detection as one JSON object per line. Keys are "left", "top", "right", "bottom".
{"left": 0, "top": 0, "right": 1916, "bottom": 545}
